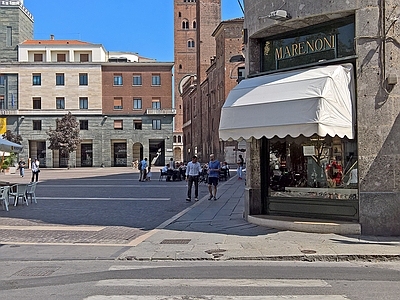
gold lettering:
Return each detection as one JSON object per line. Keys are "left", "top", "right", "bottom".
{"left": 323, "top": 35, "right": 335, "bottom": 49}
{"left": 275, "top": 47, "right": 283, "bottom": 60}
{"left": 298, "top": 42, "right": 306, "bottom": 55}
{"left": 284, "top": 46, "right": 291, "bottom": 58}
{"left": 306, "top": 40, "right": 314, "bottom": 52}
{"left": 292, "top": 43, "right": 299, "bottom": 56}
{"left": 314, "top": 38, "right": 324, "bottom": 51}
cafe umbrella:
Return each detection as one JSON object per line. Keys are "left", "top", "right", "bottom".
{"left": 0, "top": 138, "right": 23, "bottom": 153}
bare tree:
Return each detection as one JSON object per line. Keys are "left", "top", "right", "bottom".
{"left": 47, "top": 112, "right": 81, "bottom": 168}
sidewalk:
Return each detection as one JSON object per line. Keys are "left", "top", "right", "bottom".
{"left": 120, "top": 176, "right": 400, "bottom": 261}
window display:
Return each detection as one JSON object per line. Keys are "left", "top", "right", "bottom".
{"left": 269, "top": 135, "right": 358, "bottom": 200}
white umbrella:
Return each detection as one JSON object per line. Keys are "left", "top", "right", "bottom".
{"left": 0, "top": 138, "right": 23, "bottom": 153}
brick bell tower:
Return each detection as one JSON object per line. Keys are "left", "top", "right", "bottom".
{"left": 173, "top": 0, "right": 221, "bottom": 162}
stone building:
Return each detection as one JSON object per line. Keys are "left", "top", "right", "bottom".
{"left": 180, "top": 0, "right": 245, "bottom": 164}
{"left": 219, "top": 0, "right": 400, "bottom": 235}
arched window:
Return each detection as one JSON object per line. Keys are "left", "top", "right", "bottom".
{"left": 173, "top": 136, "right": 177, "bottom": 143}
{"left": 182, "top": 20, "right": 189, "bottom": 29}
{"left": 192, "top": 20, "right": 196, "bottom": 29}
{"left": 178, "top": 136, "right": 182, "bottom": 143}
{"left": 187, "top": 39, "right": 195, "bottom": 48}
{"left": 179, "top": 64, "right": 182, "bottom": 69}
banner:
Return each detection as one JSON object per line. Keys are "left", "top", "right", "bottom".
{"left": 0, "top": 118, "right": 6, "bottom": 134}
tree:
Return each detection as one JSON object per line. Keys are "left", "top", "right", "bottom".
{"left": 47, "top": 112, "right": 81, "bottom": 168}
{"left": 2, "top": 130, "right": 22, "bottom": 144}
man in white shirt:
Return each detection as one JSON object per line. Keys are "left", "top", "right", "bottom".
{"left": 185, "top": 155, "right": 201, "bottom": 202}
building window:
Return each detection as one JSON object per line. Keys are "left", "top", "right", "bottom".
{"left": 152, "top": 99, "right": 161, "bottom": 109}
{"left": 0, "top": 76, "right": 4, "bottom": 86}
{"left": 114, "top": 74, "right": 123, "bottom": 86}
{"left": 56, "top": 73, "right": 65, "bottom": 86}
{"left": 34, "top": 53, "right": 43, "bottom": 62}
{"left": 114, "top": 97, "right": 123, "bottom": 110}
{"left": 79, "top": 97, "right": 88, "bottom": 109}
{"left": 134, "top": 120, "right": 142, "bottom": 130}
{"left": 33, "top": 97, "right": 41, "bottom": 109}
{"left": 152, "top": 119, "right": 161, "bottom": 130}
{"left": 179, "top": 64, "right": 182, "bottom": 69}
{"left": 193, "top": 20, "right": 197, "bottom": 28}
{"left": 56, "top": 97, "right": 65, "bottom": 109}
{"left": 57, "top": 53, "right": 66, "bottom": 62}
{"left": 152, "top": 74, "right": 161, "bottom": 86}
{"left": 178, "top": 135, "right": 182, "bottom": 143}
{"left": 80, "top": 54, "right": 89, "bottom": 62}
{"left": 187, "top": 39, "right": 195, "bottom": 48}
{"left": 79, "top": 73, "right": 88, "bottom": 86}
{"left": 114, "top": 120, "right": 123, "bottom": 130}
{"left": 182, "top": 20, "right": 189, "bottom": 29}
{"left": 133, "top": 74, "right": 142, "bottom": 86}
{"left": 6, "top": 26, "right": 12, "bottom": 47}
{"left": 0, "top": 96, "right": 5, "bottom": 110}
{"left": 80, "top": 120, "right": 89, "bottom": 130}
{"left": 133, "top": 98, "right": 142, "bottom": 109}
{"left": 178, "top": 12, "right": 181, "bottom": 17}
{"left": 33, "top": 120, "right": 42, "bottom": 130}
{"left": 32, "top": 74, "right": 41, "bottom": 86}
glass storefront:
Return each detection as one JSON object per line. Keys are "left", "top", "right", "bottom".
{"left": 268, "top": 135, "right": 358, "bottom": 200}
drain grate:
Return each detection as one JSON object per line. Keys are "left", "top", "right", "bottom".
{"left": 160, "top": 239, "right": 191, "bottom": 244}
{"left": 13, "top": 267, "right": 60, "bottom": 277}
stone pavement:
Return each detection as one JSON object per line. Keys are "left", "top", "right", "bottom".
{"left": 119, "top": 176, "right": 400, "bottom": 261}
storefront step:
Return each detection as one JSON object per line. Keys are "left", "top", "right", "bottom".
{"left": 248, "top": 215, "right": 361, "bottom": 235}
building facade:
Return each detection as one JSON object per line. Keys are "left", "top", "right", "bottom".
{"left": 0, "top": 1, "right": 175, "bottom": 168}
{"left": 219, "top": 0, "right": 400, "bottom": 235}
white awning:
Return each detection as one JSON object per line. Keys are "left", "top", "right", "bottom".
{"left": 219, "top": 64, "right": 355, "bottom": 141}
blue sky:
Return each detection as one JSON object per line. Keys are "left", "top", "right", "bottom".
{"left": 24, "top": 0, "right": 244, "bottom": 62}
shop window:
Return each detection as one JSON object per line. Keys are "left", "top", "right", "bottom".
{"left": 268, "top": 135, "right": 358, "bottom": 200}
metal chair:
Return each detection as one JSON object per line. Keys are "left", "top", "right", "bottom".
{"left": 0, "top": 186, "right": 10, "bottom": 211}
{"left": 25, "top": 182, "right": 37, "bottom": 204}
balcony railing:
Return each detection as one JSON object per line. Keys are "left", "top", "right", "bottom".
{"left": 146, "top": 108, "right": 176, "bottom": 115}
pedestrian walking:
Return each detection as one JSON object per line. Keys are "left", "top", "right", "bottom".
{"left": 139, "top": 158, "right": 148, "bottom": 181}
{"left": 207, "top": 154, "right": 220, "bottom": 200}
{"left": 17, "top": 158, "right": 26, "bottom": 177}
{"left": 185, "top": 155, "right": 201, "bottom": 202}
{"left": 31, "top": 158, "right": 40, "bottom": 182}
{"left": 237, "top": 154, "right": 244, "bottom": 180}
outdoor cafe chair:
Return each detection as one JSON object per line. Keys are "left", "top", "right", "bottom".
{"left": 0, "top": 186, "right": 10, "bottom": 211}
{"left": 25, "top": 182, "right": 37, "bottom": 204}
{"left": 9, "top": 184, "right": 29, "bottom": 207}
{"left": 159, "top": 169, "right": 167, "bottom": 181}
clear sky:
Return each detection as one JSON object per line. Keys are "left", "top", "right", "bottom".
{"left": 23, "top": 0, "right": 244, "bottom": 62}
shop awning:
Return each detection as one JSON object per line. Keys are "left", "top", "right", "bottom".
{"left": 0, "top": 138, "right": 23, "bottom": 153}
{"left": 219, "top": 64, "right": 355, "bottom": 141}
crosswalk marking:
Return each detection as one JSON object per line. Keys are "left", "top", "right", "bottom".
{"left": 96, "top": 278, "right": 330, "bottom": 287}
{"left": 85, "top": 296, "right": 349, "bottom": 300}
